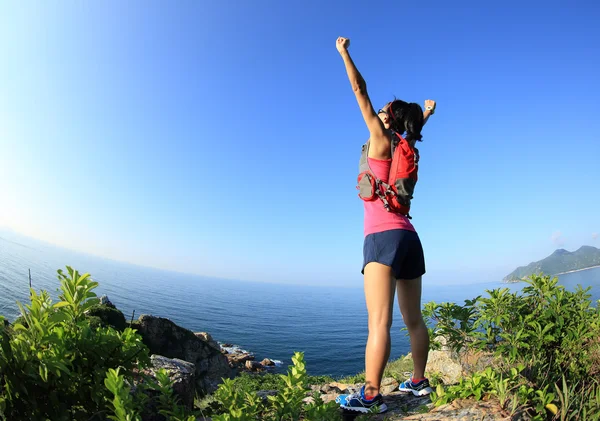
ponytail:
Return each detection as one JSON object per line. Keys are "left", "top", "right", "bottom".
{"left": 388, "top": 100, "right": 424, "bottom": 143}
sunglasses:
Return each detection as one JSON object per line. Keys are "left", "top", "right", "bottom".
{"left": 377, "top": 108, "right": 388, "bottom": 115}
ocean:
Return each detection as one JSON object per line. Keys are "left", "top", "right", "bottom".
{"left": 1, "top": 231, "right": 599, "bottom": 378}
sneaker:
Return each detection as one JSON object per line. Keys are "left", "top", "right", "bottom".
{"left": 338, "top": 385, "right": 388, "bottom": 414}
{"left": 398, "top": 377, "right": 433, "bottom": 396}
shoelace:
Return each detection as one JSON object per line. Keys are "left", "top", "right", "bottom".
{"left": 343, "top": 390, "right": 362, "bottom": 402}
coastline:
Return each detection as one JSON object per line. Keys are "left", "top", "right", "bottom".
{"left": 502, "top": 264, "right": 600, "bottom": 283}
{"left": 553, "top": 265, "right": 600, "bottom": 276}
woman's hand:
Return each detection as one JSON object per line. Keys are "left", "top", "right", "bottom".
{"left": 336, "top": 37, "right": 350, "bottom": 54}
{"left": 424, "top": 99, "right": 436, "bottom": 113}
{"left": 423, "top": 100, "right": 436, "bottom": 126}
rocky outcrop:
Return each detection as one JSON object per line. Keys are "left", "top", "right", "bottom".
{"left": 313, "top": 380, "right": 509, "bottom": 420}
{"left": 261, "top": 358, "right": 275, "bottom": 366}
{"left": 146, "top": 355, "right": 196, "bottom": 408}
{"left": 245, "top": 360, "right": 263, "bottom": 372}
{"left": 135, "top": 315, "right": 233, "bottom": 394}
{"left": 403, "top": 350, "right": 462, "bottom": 385}
{"left": 194, "top": 332, "right": 219, "bottom": 349}
{"left": 86, "top": 304, "right": 127, "bottom": 331}
{"left": 225, "top": 351, "right": 254, "bottom": 367}
{"left": 403, "top": 336, "right": 496, "bottom": 385}
{"left": 99, "top": 295, "right": 116, "bottom": 309}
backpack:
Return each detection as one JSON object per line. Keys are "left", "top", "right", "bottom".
{"left": 356, "top": 131, "right": 419, "bottom": 217}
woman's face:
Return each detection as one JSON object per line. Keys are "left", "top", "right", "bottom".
{"left": 378, "top": 102, "right": 392, "bottom": 129}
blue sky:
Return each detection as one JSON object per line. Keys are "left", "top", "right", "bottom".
{"left": 1, "top": 1, "right": 599, "bottom": 286}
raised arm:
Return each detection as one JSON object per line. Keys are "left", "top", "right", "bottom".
{"left": 336, "top": 37, "right": 388, "bottom": 146}
{"left": 423, "top": 99, "right": 436, "bottom": 126}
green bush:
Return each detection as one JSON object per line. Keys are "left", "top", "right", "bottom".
{"left": 87, "top": 304, "right": 127, "bottom": 331}
{"left": 425, "top": 273, "right": 600, "bottom": 419}
{"left": 0, "top": 266, "right": 344, "bottom": 420}
{"left": 0, "top": 266, "right": 196, "bottom": 421}
{"left": 208, "top": 352, "right": 341, "bottom": 420}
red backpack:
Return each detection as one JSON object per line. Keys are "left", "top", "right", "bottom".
{"left": 357, "top": 132, "right": 419, "bottom": 217}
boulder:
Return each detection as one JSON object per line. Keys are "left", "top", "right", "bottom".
{"left": 99, "top": 295, "right": 116, "bottom": 309}
{"left": 380, "top": 377, "right": 400, "bottom": 395}
{"left": 457, "top": 349, "right": 496, "bottom": 376}
{"left": 86, "top": 304, "right": 127, "bottom": 331}
{"left": 260, "top": 358, "right": 275, "bottom": 366}
{"left": 245, "top": 360, "right": 264, "bottom": 372}
{"left": 228, "top": 354, "right": 254, "bottom": 367}
{"left": 135, "top": 315, "right": 233, "bottom": 394}
{"left": 148, "top": 355, "right": 196, "bottom": 408}
{"left": 195, "top": 331, "right": 219, "bottom": 350}
{"left": 318, "top": 382, "right": 351, "bottom": 394}
{"left": 133, "top": 356, "right": 196, "bottom": 421}
{"left": 422, "top": 350, "right": 463, "bottom": 385}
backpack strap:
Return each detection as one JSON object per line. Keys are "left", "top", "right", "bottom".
{"left": 359, "top": 140, "right": 370, "bottom": 173}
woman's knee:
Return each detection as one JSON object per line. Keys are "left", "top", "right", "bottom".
{"left": 368, "top": 311, "right": 393, "bottom": 331}
{"left": 401, "top": 311, "right": 425, "bottom": 331}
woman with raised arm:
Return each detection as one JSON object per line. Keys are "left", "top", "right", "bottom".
{"left": 335, "top": 36, "right": 436, "bottom": 414}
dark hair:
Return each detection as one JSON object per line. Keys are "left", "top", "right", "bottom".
{"left": 388, "top": 99, "right": 424, "bottom": 142}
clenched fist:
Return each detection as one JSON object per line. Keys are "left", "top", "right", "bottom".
{"left": 336, "top": 37, "right": 350, "bottom": 53}
{"left": 424, "top": 99, "right": 436, "bottom": 113}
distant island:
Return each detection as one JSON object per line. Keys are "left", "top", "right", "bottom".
{"left": 503, "top": 245, "right": 600, "bottom": 283}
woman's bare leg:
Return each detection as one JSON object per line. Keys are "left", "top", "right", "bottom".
{"left": 396, "top": 276, "right": 429, "bottom": 379}
{"left": 363, "top": 262, "right": 395, "bottom": 397}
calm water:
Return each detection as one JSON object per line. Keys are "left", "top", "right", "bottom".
{"left": 1, "top": 232, "right": 599, "bottom": 377}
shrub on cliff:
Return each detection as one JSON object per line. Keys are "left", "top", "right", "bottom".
{"left": 425, "top": 273, "right": 600, "bottom": 419}
{"left": 207, "top": 351, "right": 341, "bottom": 421}
{"left": 0, "top": 266, "right": 195, "bottom": 421}
{"left": 86, "top": 303, "right": 127, "bottom": 331}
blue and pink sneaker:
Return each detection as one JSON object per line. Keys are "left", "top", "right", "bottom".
{"left": 398, "top": 377, "right": 433, "bottom": 396}
{"left": 336, "top": 385, "right": 388, "bottom": 413}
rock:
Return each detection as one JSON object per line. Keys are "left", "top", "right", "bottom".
{"left": 380, "top": 377, "right": 399, "bottom": 395}
{"left": 86, "top": 304, "right": 127, "bottom": 331}
{"left": 133, "top": 356, "right": 196, "bottom": 421}
{"left": 222, "top": 346, "right": 256, "bottom": 370}
{"left": 310, "top": 384, "right": 321, "bottom": 393}
{"left": 319, "top": 382, "right": 351, "bottom": 394}
{"left": 195, "top": 332, "right": 219, "bottom": 350}
{"left": 425, "top": 350, "right": 462, "bottom": 385}
{"left": 135, "top": 315, "right": 233, "bottom": 394}
{"left": 148, "top": 355, "right": 196, "bottom": 409}
{"left": 302, "top": 396, "right": 315, "bottom": 405}
{"left": 227, "top": 353, "right": 254, "bottom": 366}
{"left": 256, "top": 390, "right": 278, "bottom": 402}
{"left": 457, "top": 349, "right": 496, "bottom": 377}
{"left": 99, "top": 295, "right": 116, "bottom": 309}
{"left": 330, "top": 381, "right": 352, "bottom": 391}
{"left": 245, "top": 360, "right": 263, "bottom": 372}
{"left": 434, "top": 334, "right": 450, "bottom": 352}
{"left": 261, "top": 358, "right": 275, "bottom": 366}
{"left": 319, "top": 382, "right": 509, "bottom": 420}
{"left": 403, "top": 398, "right": 510, "bottom": 420}
{"left": 320, "top": 392, "right": 339, "bottom": 404}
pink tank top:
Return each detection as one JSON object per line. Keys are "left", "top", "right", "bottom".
{"left": 364, "top": 157, "right": 415, "bottom": 237}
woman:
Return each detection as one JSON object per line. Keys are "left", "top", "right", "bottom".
{"left": 335, "top": 36, "right": 436, "bottom": 414}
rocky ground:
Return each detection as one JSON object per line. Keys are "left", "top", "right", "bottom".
{"left": 97, "top": 295, "right": 515, "bottom": 420}
{"left": 310, "top": 378, "right": 511, "bottom": 421}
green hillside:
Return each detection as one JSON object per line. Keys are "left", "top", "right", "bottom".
{"left": 504, "top": 245, "right": 600, "bottom": 281}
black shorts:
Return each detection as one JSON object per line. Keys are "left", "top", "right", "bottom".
{"left": 362, "top": 229, "right": 426, "bottom": 280}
